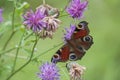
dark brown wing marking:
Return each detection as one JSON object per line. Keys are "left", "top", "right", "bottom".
{"left": 72, "top": 21, "right": 90, "bottom": 39}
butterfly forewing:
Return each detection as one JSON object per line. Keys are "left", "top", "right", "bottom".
{"left": 72, "top": 21, "right": 90, "bottom": 39}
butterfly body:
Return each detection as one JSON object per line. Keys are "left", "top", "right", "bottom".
{"left": 51, "top": 21, "right": 93, "bottom": 63}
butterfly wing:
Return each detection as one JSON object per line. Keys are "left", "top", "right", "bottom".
{"left": 66, "top": 39, "right": 86, "bottom": 61}
{"left": 75, "top": 35, "right": 93, "bottom": 50}
{"left": 51, "top": 21, "right": 93, "bottom": 63}
{"left": 68, "top": 21, "right": 93, "bottom": 60}
{"left": 72, "top": 21, "right": 90, "bottom": 39}
{"left": 51, "top": 44, "right": 70, "bottom": 63}
{"left": 71, "top": 35, "right": 93, "bottom": 60}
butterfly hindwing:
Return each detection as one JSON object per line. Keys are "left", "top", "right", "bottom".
{"left": 60, "top": 45, "right": 70, "bottom": 61}
{"left": 51, "top": 44, "right": 70, "bottom": 63}
{"left": 66, "top": 39, "right": 85, "bottom": 60}
{"left": 75, "top": 35, "right": 93, "bottom": 50}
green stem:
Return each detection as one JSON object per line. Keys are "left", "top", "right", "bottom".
{"left": 11, "top": 33, "right": 25, "bottom": 73}
{"left": 59, "top": 0, "right": 71, "bottom": 16}
{"left": 2, "top": 31, "right": 16, "bottom": 50}
{"left": 0, "top": 32, "right": 34, "bottom": 55}
{"left": 11, "top": 7, "right": 16, "bottom": 32}
{"left": 43, "top": 0, "right": 46, "bottom": 5}
{"left": 59, "top": 14, "right": 69, "bottom": 18}
{"left": 2, "top": 6, "right": 16, "bottom": 50}
{"left": 0, "top": 47, "right": 16, "bottom": 55}
{"left": 6, "top": 36, "right": 38, "bottom": 80}
{"left": 32, "top": 42, "right": 63, "bottom": 61}
{"left": 24, "top": 32, "right": 33, "bottom": 40}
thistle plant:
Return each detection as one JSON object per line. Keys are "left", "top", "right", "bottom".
{"left": 0, "top": 0, "right": 90, "bottom": 80}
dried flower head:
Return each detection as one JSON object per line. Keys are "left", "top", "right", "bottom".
{"left": 66, "top": 0, "right": 88, "bottom": 19}
{"left": 64, "top": 24, "right": 76, "bottom": 41}
{"left": 43, "top": 16, "right": 61, "bottom": 32}
{"left": 23, "top": 9, "right": 45, "bottom": 32}
{"left": 37, "top": 62, "right": 60, "bottom": 80}
{"left": 0, "top": 9, "right": 3, "bottom": 23}
{"left": 36, "top": 4, "right": 59, "bottom": 18}
{"left": 66, "top": 62, "right": 86, "bottom": 80}
{"left": 36, "top": 16, "right": 61, "bottom": 39}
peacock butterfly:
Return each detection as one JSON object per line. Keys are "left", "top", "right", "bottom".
{"left": 51, "top": 21, "right": 93, "bottom": 63}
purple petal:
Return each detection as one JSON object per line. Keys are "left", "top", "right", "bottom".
{"left": 23, "top": 9, "right": 45, "bottom": 32}
{"left": 37, "top": 62, "right": 60, "bottom": 80}
{"left": 66, "top": 0, "right": 88, "bottom": 19}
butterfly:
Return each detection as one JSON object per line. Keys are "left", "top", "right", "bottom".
{"left": 51, "top": 21, "right": 93, "bottom": 63}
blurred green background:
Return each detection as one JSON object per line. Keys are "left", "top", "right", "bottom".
{"left": 0, "top": 0, "right": 120, "bottom": 80}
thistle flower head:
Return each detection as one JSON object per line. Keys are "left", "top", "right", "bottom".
{"left": 0, "top": 9, "right": 3, "bottom": 23}
{"left": 66, "top": 62, "right": 86, "bottom": 80}
{"left": 66, "top": 0, "right": 88, "bottom": 19}
{"left": 64, "top": 24, "right": 76, "bottom": 40}
{"left": 23, "top": 9, "right": 45, "bottom": 32}
{"left": 23, "top": 4, "right": 61, "bottom": 39}
{"left": 37, "top": 62, "right": 60, "bottom": 80}
{"left": 37, "top": 4, "right": 59, "bottom": 18}
{"left": 43, "top": 16, "right": 61, "bottom": 32}
{"left": 36, "top": 16, "right": 61, "bottom": 39}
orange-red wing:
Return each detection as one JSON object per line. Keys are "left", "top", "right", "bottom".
{"left": 52, "top": 44, "right": 71, "bottom": 63}
{"left": 73, "top": 29, "right": 89, "bottom": 39}
{"left": 76, "top": 35, "right": 93, "bottom": 50}
{"left": 66, "top": 39, "right": 85, "bottom": 60}
{"left": 72, "top": 21, "right": 90, "bottom": 39}
{"left": 60, "top": 45, "right": 70, "bottom": 62}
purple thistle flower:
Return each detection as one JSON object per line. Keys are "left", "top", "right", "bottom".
{"left": 23, "top": 9, "right": 45, "bottom": 32}
{"left": 66, "top": 0, "right": 88, "bottom": 19}
{"left": 64, "top": 24, "right": 76, "bottom": 40}
{"left": 0, "top": 9, "right": 3, "bottom": 23}
{"left": 37, "top": 62, "right": 60, "bottom": 80}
